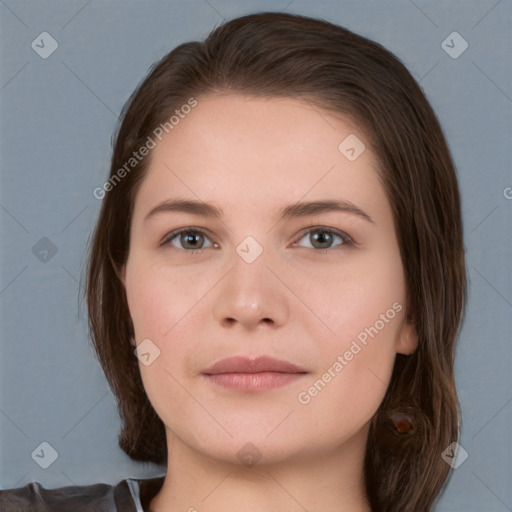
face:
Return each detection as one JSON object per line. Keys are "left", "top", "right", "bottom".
{"left": 122, "top": 94, "right": 417, "bottom": 467}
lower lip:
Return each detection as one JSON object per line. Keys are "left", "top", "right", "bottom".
{"left": 203, "top": 372, "right": 305, "bottom": 391}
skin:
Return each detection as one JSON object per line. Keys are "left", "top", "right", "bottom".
{"left": 122, "top": 94, "right": 418, "bottom": 512}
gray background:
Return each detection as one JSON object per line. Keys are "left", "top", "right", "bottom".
{"left": 0, "top": 0, "right": 511, "bottom": 510}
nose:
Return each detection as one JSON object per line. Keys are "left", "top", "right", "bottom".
{"left": 212, "top": 246, "right": 289, "bottom": 331}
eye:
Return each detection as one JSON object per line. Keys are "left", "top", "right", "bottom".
{"left": 293, "top": 227, "right": 352, "bottom": 251}
{"left": 161, "top": 228, "right": 215, "bottom": 252}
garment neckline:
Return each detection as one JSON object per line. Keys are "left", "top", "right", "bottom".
{"left": 125, "top": 475, "right": 165, "bottom": 511}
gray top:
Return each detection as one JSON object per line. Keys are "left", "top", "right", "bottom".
{"left": 0, "top": 476, "right": 166, "bottom": 511}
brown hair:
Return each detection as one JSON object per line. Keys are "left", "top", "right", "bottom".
{"left": 85, "top": 11, "right": 466, "bottom": 512}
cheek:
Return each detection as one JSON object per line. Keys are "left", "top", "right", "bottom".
{"left": 124, "top": 262, "right": 201, "bottom": 420}
{"left": 125, "top": 261, "right": 199, "bottom": 341}
{"left": 299, "top": 247, "right": 406, "bottom": 345}
{"left": 295, "top": 296, "right": 401, "bottom": 438}
{"left": 125, "top": 260, "right": 212, "bottom": 388}
{"left": 292, "top": 250, "right": 405, "bottom": 420}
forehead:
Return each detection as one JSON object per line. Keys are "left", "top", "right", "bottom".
{"left": 133, "top": 94, "right": 384, "bottom": 218}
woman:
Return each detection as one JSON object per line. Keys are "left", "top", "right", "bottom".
{"left": 0, "top": 10, "right": 466, "bottom": 512}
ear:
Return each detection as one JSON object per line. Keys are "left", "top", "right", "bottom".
{"left": 119, "top": 264, "right": 126, "bottom": 285}
{"left": 395, "top": 311, "right": 418, "bottom": 355}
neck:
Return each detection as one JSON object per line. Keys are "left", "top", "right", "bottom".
{"left": 149, "top": 428, "right": 371, "bottom": 512}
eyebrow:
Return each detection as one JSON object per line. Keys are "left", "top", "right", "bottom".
{"left": 144, "top": 198, "right": 374, "bottom": 224}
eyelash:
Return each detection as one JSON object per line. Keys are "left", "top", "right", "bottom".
{"left": 160, "top": 226, "right": 353, "bottom": 254}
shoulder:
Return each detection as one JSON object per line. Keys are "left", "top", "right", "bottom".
{"left": 0, "top": 476, "right": 164, "bottom": 512}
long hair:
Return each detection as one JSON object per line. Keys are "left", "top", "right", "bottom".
{"left": 85, "top": 12, "right": 467, "bottom": 511}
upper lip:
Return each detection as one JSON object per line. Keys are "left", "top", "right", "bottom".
{"left": 203, "top": 356, "right": 307, "bottom": 375}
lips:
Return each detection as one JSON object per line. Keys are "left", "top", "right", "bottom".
{"left": 203, "top": 355, "right": 307, "bottom": 375}
{"left": 202, "top": 356, "right": 307, "bottom": 392}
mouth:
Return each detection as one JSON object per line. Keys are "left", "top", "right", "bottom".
{"left": 202, "top": 355, "right": 308, "bottom": 392}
